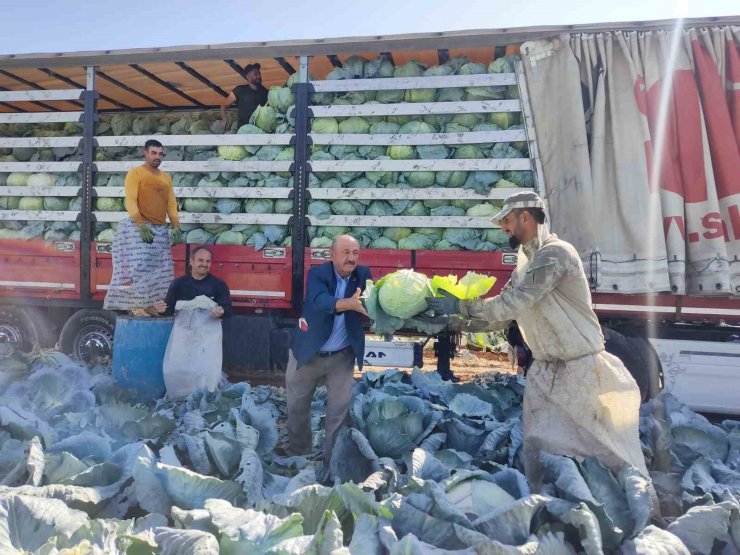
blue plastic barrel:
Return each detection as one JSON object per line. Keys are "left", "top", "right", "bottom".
{"left": 112, "top": 316, "right": 174, "bottom": 402}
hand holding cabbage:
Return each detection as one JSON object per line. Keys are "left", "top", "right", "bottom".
{"left": 337, "top": 287, "right": 368, "bottom": 317}
{"left": 425, "top": 290, "right": 460, "bottom": 315}
{"left": 362, "top": 269, "right": 494, "bottom": 334}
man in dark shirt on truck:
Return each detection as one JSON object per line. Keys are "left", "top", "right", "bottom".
{"left": 219, "top": 63, "right": 268, "bottom": 132}
{"left": 154, "top": 246, "right": 232, "bottom": 318}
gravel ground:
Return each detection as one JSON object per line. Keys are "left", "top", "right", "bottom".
{"left": 228, "top": 348, "right": 513, "bottom": 387}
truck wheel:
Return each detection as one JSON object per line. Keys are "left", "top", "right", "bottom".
{"left": 628, "top": 335, "right": 662, "bottom": 399}
{"left": 59, "top": 310, "right": 116, "bottom": 365}
{"left": 602, "top": 327, "right": 661, "bottom": 402}
{"left": 0, "top": 307, "right": 47, "bottom": 352}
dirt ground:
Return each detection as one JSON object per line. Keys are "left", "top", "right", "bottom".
{"left": 228, "top": 348, "right": 513, "bottom": 387}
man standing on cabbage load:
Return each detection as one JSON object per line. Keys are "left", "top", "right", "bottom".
{"left": 104, "top": 139, "right": 181, "bottom": 316}
{"left": 219, "top": 63, "right": 268, "bottom": 132}
{"left": 427, "top": 191, "right": 650, "bottom": 491}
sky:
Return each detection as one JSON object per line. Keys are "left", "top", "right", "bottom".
{"left": 0, "top": 0, "right": 737, "bottom": 55}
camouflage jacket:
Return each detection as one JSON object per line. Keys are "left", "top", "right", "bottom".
{"left": 460, "top": 232, "right": 604, "bottom": 362}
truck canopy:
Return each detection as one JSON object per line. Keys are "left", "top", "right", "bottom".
{"left": 0, "top": 16, "right": 735, "bottom": 114}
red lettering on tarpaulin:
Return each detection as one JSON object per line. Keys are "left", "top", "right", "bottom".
{"left": 701, "top": 212, "right": 728, "bottom": 241}
{"left": 639, "top": 69, "right": 707, "bottom": 203}
{"left": 729, "top": 205, "right": 740, "bottom": 241}
{"left": 634, "top": 38, "right": 740, "bottom": 251}
{"left": 691, "top": 38, "right": 740, "bottom": 202}
{"left": 663, "top": 215, "right": 686, "bottom": 239}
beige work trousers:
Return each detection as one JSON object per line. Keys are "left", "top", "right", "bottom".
{"left": 286, "top": 347, "right": 355, "bottom": 462}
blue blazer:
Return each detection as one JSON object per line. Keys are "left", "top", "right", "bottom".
{"left": 291, "top": 262, "right": 372, "bottom": 370}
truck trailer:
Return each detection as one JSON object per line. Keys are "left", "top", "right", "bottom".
{"left": 0, "top": 16, "right": 738, "bottom": 413}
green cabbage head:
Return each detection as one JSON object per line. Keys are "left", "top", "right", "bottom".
{"left": 377, "top": 269, "right": 432, "bottom": 319}
{"left": 218, "top": 145, "right": 247, "bottom": 161}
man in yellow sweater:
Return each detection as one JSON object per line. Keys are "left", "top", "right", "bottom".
{"left": 104, "top": 139, "right": 181, "bottom": 315}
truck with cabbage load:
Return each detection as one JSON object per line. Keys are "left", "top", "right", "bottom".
{"left": 0, "top": 16, "right": 738, "bottom": 413}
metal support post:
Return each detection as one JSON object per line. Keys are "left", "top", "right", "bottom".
{"left": 290, "top": 56, "right": 310, "bottom": 312}
{"left": 80, "top": 66, "right": 98, "bottom": 302}
{"left": 435, "top": 331, "right": 458, "bottom": 381}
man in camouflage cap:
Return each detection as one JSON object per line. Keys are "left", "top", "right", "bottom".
{"left": 428, "top": 191, "right": 651, "bottom": 494}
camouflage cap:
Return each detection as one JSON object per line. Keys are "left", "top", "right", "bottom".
{"left": 492, "top": 191, "right": 545, "bottom": 223}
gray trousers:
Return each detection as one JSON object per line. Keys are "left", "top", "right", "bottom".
{"left": 286, "top": 347, "right": 355, "bottom": 462}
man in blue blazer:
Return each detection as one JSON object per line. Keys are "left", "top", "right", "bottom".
{"left": 286, "top": 234, "right": 371, "bottom": 467}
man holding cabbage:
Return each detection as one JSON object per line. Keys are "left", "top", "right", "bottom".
{"left": 219, "top": 63, "right": 268, "bottom": 132}
{"left": 427, "top": 191, "right": 650, "bottom": 491}
{"left": 285, "top": 234, "right": 371, "bottom": 475}
{"left": 104, "top": 139, "right": 181, "bottom": 315}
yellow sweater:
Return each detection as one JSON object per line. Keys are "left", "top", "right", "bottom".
{"left": 124, "top": 165, "right": 179, "bottom": 227}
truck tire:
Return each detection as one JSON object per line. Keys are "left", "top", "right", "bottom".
{"left": 627, "top": 335, "right": 663, "bottom": 400}
{"left": 0, "top": 307, "right": 51, "bottom": 352}
{"left": 602, "top": 327, "right": 661, "bottom": 402}
{"left": 59, "top": 310, "right": 116, "bottom": 365}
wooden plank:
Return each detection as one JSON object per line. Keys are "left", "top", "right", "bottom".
{"left": 95, "top": 134, "right": 293, "bottom": 147}
{"left": 0, "top": 111, "right": 84, "bottom": 124}
{"left": 309, "top": 158, "right": 531, "bottom": 172}
{"left": 0, "top": 89, "right": 84, "bottom": 102}
{"left": 309, "top": 130, "right": 526, "bottom": 146}
{"left": 0, "top": 210, "right": 79, "bottom": 221}
{"left": 93, "top": 186, "right": 530, "bottom": 201}
{"left": 308, "top": 215, "right": 498, "bottom": 228}
{"left": 95, "top": 186, "right": 293, "bottom": 199}
{"left": 306, "top": 187, "right": 527, "bottom": 201}
{"left": 310, "top": 73, "right": 516, "bottom": 92}
{"left": 308, "top": 100, "right": 520, "bottom": 117}
{"left": 95, "top": 160, "right": 293, "bottom": 172}
{"left": 0, "top": 136, "right": 81, "bottom": 148}
{"left": 92, "top": 211, "right": 290, "bottom": 225}
{"left": 0, "top": 162, "right": 80, "bottom": 172}
{"left": 1, "top": 186, "right": 79, "bottom": 196}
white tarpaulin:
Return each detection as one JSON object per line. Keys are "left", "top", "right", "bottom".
{"left": 521, "top": 25, "right": 740, "bottom": 296}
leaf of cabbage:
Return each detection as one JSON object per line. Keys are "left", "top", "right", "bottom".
{"left": 152, "top": 526, "right": 220, "bottom": 555}
{"left": 390, "top": 532, "right": 476, "bottom": 554}
{"left": 157, "top": 462, "right": 245, "bottom": 510}
{"left": 206, "top": 498, "right": 304, "bottom": 555}
{"left": 235, "top": 447, "right": 264, "bottom": 505}
{"left": 405, "top": 448, "right": 450, "bottom": 483}
{"left": 577, "top": 457, "right": 633, "bottom": 536}
{"left": 361, "top": 278, "right": 406, "bottom": 335}
{"left": 306, "top": 510, "right": 344, "bottom": 554}
{"left": 329, "top": 428, "right": 381, "bottom": 484}
{"left": 390, "top": 494, "right": 469, "bottom": 551}
{"left": 0, "top": 494, "right": 89, "bottom": 553}
{"left": 204, "top": 432, "right": 242, "bottom": 477}
{"left": 439, "top": 418, "right": 487, "bottom": 454}
{"left": 348, "top": 514, "right": 383, "bottom": 555}
{"left": 616, "top": 525, "right": 690, "bottom": 555}
{"left": 240, "top": 396, "right": 278, "bottom": 455}
{"left": 666, "top": 501, "right": 738, "bottom": 554}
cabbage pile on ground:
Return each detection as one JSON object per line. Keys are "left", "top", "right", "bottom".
{"left": 0, "top": 348, "right": 738, "bottom": 553}
{"left": 0, "top": 55, "right": 531, "bottom": 250}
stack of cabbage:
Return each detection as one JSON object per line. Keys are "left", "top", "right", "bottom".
{"left": 301, "top": 54, "right": 529, "bottom": 251}
{"left": 0, "top": 54, "right": 532, "bottom": 249}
